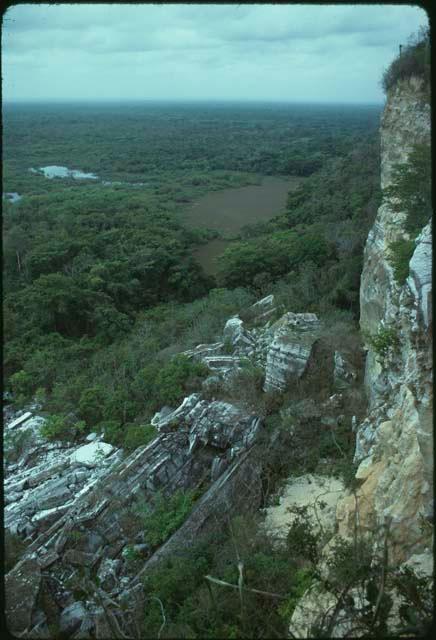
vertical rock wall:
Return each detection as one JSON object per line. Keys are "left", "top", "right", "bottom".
{"left": 337, "top": 76, "right": 432, "bottom": 563}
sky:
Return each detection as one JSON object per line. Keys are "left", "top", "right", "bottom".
{"left": 2, "top": 3, "right": 429, "bottom": 104}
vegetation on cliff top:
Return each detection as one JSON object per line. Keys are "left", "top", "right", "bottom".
{"left": 382, "top": 26, "right": 430, "bottom": 94}
{"left": 381, "top": 26, "right": 431, "bottom": 287}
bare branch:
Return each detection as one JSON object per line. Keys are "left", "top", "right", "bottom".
{"left": 371, "top": 517, "right": 392, "bottom": 629}
{"left": 147, "top": 596, "right": 167, "bottom": 640}
{"left": 204, "top": 574, "right": 288, "bottom": 600}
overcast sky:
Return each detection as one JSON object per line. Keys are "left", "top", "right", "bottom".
{"left": 2, "top": 3, "right": 429, "bottom": 104}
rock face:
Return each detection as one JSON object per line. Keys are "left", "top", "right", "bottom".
{"left": 288, "top": 76, "right": 432, "bottom": 638}
{"left": 5, "top": 558, "right": 42, "bottom": 635}
{"left": 4, "top": 414, "right": 121, "bottom": 541}
{"left": 263, "top": 313, "right": 321, "bottom": 391}
{"left": 4, "top": 390, "right": 264, "bottom": 636}
{"left": 69, "top": 442, "right": 114, "bottom": 468}
{"left": 408, "top": 222, "right": 432, "bottom": 328}
{"left": 4, "top": 289, "right": 350, "bottom": 636}
{"left": 338, "top": 75, "right": 432, "bottom": 564}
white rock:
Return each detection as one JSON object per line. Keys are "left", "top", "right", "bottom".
{"left": 403, "top": 550, "right": 433, "bottom": 577}
{"left": 153, "top": 394, "right": 201, "bottom": 430}
{"left": 407, "top": 221, "right": 432, "bottom": 328}
{"left": 151, "top": 406, "right": 174, "bottom": 427}
{"left": 69, "top": 442, "right": 114, "bottom": 468}
{"left": 250, "top": 294, "right": 275, "bottom": 310}
{"left": 8, "top": 412, "right": 32, "bottom": 430}
{"left": 202, "top": 355, "right": 242, "bottom": 372}
{"left": 223, "top": 316, "right": 243, "bottom": 339}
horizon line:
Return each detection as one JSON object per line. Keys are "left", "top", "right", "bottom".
{"left": 3, "top": 98, "right": 384, "bottom": 106}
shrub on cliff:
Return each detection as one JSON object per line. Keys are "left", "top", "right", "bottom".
{"left": 123, "top": 423, "right": 157, "bottom": 451}
{"left": 385, "top": 143, "right": 431, "bottom": 238}
{"left": 136, "top": 489, "right": 198, "bottom": 547}
{"left": 40, "top": 413, "right": 86, "bottom": 441}
{"left": 385, "top": 141, "right": 431, "bottom": 285}
{"left": 388, "top": 239, "right": 416, "bottom": 285}
{"left": 366, "top": 325, "right": 399, "bottom": 361}
{"left": 135, "top": 354, "right": 208, "bottom": 414}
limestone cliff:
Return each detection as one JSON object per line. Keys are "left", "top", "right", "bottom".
{"left": 336, "top": 76, "right": 432, "bottom": 564}
{"left": 287, "top": 74, "right": 432, "bottom": 639}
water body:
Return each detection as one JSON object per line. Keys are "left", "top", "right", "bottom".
{"left": 188, "top": 176, "right": 302, "bottom": 275}
{"left": 35, "top": 166, "right": 98, "bottom": 180}
{"left": 29, "top": 167, "right": 147, "bottom": 188}
{"left": 3, "top": 192, "right": 22, "bottom": 203}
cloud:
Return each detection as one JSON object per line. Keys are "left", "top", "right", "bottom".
{"left": 2, "top": 3, "right": 429, "bottom": 103}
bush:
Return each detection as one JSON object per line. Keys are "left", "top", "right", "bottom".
{"left": 40, "top": 414, "right": 85, "bottom": 441}
{"left": 78, "top": 386, "right": 106, "bottom": 425}
{"left": 217, "top": 229, "right": 334, "bottom": 289}
{"left": 278, "top": 568, "right": 315, "bottom": 622}
{"left": 326, "top": 535, "right": 373, "bottom": 588}
{"left": 135, "top": 490, "right": 197, "bottom": 548}
{"left": 286, "top": 505, "right": 320, "bottom": 565}
{"left": 384, "top": 143, "right": 431, "bottom": 239}
{"left": 367, "top": 325, "right": 399, "bottom": 360}
{"left": 155, "top": 355, "right": 208, "bottom": 407}
{"left": 123, "top": 423, "right": 157, "bottom": 452}
{"left": 136, "top": 354, "right": 208, "bottom": 416}
{"left": 202, "top": 360, "right": 271, "bottom": 415}
{"left": 9, "top": 369, "right": 33, "bottom": 401}
{"left": 97, "top": 419, "right": 123, "bottom": 446}
{"left": 137, "top": 512, "right": 320, "bottom": 639}
{"left": 390, "top": 565, "right": 433, "bottom": 634}
{"left": 388, "top": 239, "right": 416, "bottom": 284}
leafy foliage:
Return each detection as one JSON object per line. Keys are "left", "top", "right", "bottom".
{"left": 40, "top": 414, "right": 86, "bottom": 442}
{"left": 286, "top": 505, "right": 320, "bottom": 565}
{"left": 140, "top": 515, "right": 306, "bottom": 638}
{"left": 136, "top": 354, "right": 209, "bottom": 416}
{"left": 3, "top": 101, "right": 381, "bottom": 424}
{"left": 384, "top": 142, "right": 431, "bottom": 239}
{"left": 220, "top": 138, "right": 381, "bottom": 315}
{"left": 367, "top": 326, "right": 399, "bottom": 360}
{"left": 136, "top": 490, "right": 197, "bottom": 548}
{"left": 123, "top": 423, "right": 158, "bottom": 452}
{"left": 388, "top": 239, "right": 416, "bottom": 285}
{"left": 218, "top": 229, "right": 335, "bottom": 289}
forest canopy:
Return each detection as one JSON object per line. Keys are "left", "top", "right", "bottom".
{"left": 3, "top": 102, "right": 381, "bottom": 445}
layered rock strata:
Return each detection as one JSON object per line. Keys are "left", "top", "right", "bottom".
{"left": 338, "top": 75, "right": 432, "bottom": 563}
{"left": 4, "top": 391, "right": 263, "bottom": 636}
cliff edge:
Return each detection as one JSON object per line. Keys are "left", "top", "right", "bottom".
{"left": 337, "top": 75, "right": 432, "bottom": 564}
